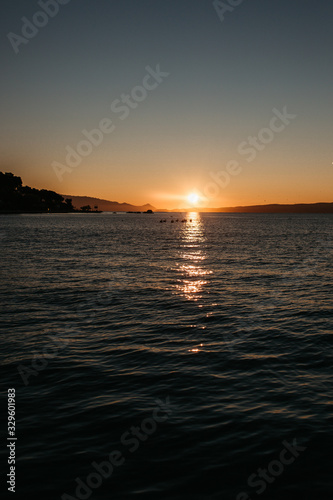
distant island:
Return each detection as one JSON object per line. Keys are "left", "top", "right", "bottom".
{"left": 1, "top": 172, "right": 332, "bottom": 214}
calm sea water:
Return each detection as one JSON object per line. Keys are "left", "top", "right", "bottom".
{"left": 0, "top": 213, "right": 332, "bottom": 500}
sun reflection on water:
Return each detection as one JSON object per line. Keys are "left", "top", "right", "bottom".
{"left": 176, "top": 212, "right": 212, "bottom": 301}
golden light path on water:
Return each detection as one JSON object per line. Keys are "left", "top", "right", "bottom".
{"left": 175, "top": 212, "right": 212, "bottom": 353}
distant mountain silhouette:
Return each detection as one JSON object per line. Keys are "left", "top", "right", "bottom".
{"left": 172, "top": 203, "right": 333, "bottom": 213}
{"left": 62, "top": 195, "right": 157, "bottom": 213}
{"left": 65, "top": 196, "right": 333, "bottom": 213}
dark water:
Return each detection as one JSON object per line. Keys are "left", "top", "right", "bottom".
{"left": 0, "top": 213, "right": 332, "bottom": 500}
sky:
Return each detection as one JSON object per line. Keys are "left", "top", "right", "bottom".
{"left": 1, "top": 0, "right": 333, "bottom": 209}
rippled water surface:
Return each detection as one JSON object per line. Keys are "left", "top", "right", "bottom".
{"left": 0, "top": 213, "right": 332, "bottom": 499}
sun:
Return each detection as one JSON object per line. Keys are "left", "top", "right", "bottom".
{"left": 187, "top": 193, "right": 199, "bottom": 205}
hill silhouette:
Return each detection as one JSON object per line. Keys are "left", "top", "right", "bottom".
{"left": 66, "top": 195, "right": 333, "bottom": 213}
{"left": 62, "top": 195, "right": 157, "bottom": 213}
{"left": 0, "top": 172, "right": 74, "bottom": 213}
{"left": 172, "top": 203, "right": 333, "bottom": 213}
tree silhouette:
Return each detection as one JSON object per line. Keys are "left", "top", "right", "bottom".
{"left": 80, "top": 205, "right": 92, "bottom": 212}
{"left": 0, "top": 171, "right": 75, "bottom": 213}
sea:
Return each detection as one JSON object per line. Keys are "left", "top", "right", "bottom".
{"left": 0, "top": 212, "right": 332, "bottom": 500}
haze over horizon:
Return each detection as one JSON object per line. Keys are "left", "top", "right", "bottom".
{"left": 1, "top": 0, "right": 333, "bottom": 209}
{"left": 60, "top": 192, "right": 333, "bottom": 212}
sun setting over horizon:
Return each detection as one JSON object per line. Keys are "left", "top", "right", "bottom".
{"left": 187, "top": 193, "right": 200, "bottom": 206}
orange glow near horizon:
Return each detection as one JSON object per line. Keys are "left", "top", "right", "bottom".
{"left": 8, "top": 154, "right": 333, "bottom": 211}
